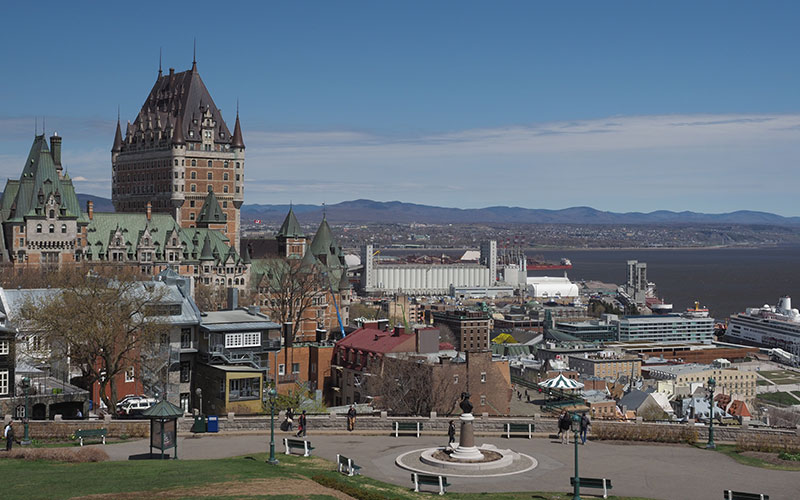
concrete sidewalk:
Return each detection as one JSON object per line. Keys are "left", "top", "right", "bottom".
{"left": 100, "top": 431, "right": 799, "bottom": 500}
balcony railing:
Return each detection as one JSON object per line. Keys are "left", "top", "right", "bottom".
{"left": 207, "top": 344, "right": 268, "bottom": 370}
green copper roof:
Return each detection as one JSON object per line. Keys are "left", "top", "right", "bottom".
{"left": 277, "top": 207, "right": 303, "bottom": 238}
{"left": 197, "top": 188, "right": 227, "bottom": 224}
{"left": 142, "top": 399, "right": 183, "bottom": 418}
{"left": 304, "top": 216, "right": 348, "bottom": 292}
{"left": 0, "top": 135, "right": 86, "bottom": 224}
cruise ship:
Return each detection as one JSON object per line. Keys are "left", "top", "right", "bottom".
{"left": 726, "top": 296, "right": 800, "bottom": 354}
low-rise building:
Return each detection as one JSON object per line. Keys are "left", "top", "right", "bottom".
{"left": 615, "top": 314, "right": 714, "bottom": 343}
{"left": 643, "top": 363, "right": 757, "bottom": 405}
{"left": 569, "top": 352, "right": 642, "bottom": 380}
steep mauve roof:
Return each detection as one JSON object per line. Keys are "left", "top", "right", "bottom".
{"left": 231, "top": 113, "right": 245, "bottom": 149}
{"left": 336, "top": 326, "right": 416, "bottom": 355}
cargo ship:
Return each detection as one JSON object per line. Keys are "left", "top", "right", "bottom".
{"left": 527, "top": 257, "right": 572, "bottom": 271}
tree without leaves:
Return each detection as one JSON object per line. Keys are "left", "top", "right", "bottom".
{"left": 256, "top": 258, "right": 326, "bottom": 340}
{"left": 369, "top": 356, "right": 462, "bottom": 416}
{"left": 20, "top": 268, "right": 171, "bottom": 411}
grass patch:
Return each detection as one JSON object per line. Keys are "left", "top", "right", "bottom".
{"left": 704, "top": 444, "right": 800, "bottom": 471}
{"left": 756, "top": 380, "right": 773, "bottom": 386}
{"left": 757, "top": 392, "right": 799, "bottom": 406}
{"left": 758, "top": 371, "right": 800, "bottom": 383}
{"left": 0, "top": 451, "right": 658, "bottom": 500}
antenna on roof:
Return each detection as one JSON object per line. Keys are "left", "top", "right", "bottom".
{"left": 322, "top": 202, "right": 326, "bottom": 219}
{"left": 158, "top": 47, "right": 163, "bottom": 77}
{"left": 192, "top": 38, "right": 197, "bottom": 71}
{"left": 236, "top": 98, "right": 239, "bottom": 116}
{"left": 117, "top": 105, "right": 121, "bottom": 123}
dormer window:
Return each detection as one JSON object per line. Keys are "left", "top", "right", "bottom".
{"left": 49, "top": 210, "right": 55, "bottom": 219}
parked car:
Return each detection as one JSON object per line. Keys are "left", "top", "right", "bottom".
{"left": 115, "top": 395, "right": 147, "bottom": 410}
{"left": 117, "top": 398, "right": 157, "bottom": 417}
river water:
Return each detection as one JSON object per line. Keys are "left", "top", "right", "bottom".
{"left": 529, "top": 246, "right": 800, "bottom": 321}
{"left": 380, "top": 246, "right": 800, "bottom": 321}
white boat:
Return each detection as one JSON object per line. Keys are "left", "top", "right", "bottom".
{"left": 726, "top": 296, "right": 800, "bottom": 355}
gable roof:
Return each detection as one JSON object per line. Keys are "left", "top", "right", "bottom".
{"left": 336, "top": 326, "right": 417, "bottom": 355}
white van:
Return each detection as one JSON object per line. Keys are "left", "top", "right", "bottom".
{"left": 117, "top": 398, "right": 157, "bottom": 417}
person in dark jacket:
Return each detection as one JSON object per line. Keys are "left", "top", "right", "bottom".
{"left": 558, "top": 411, "right": 571, "bottom": 444}
{"left": 580, "top": 414, "right": 591, "bottom": 444}
{"left": 285, "top": 408, "right": 294, "bottom": 431}
{"left": 347, "top": 405, "right": 357, "bottom": 431}
{"left": 4, "top": 422, "right": 14, "bottom": 451}
{"left": 447, "top": 420, "right": 456, "bottom": 445}
{"left": 296, "top": 410, "right": 307, "bottom": 437}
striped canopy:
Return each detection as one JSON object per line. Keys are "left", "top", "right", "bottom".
{"left": 538, "top": 373, "right": 584, "bottom": 390}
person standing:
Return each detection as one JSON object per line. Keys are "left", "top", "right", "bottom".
{"left": 296, "top": 410, "right": 307, "bottom": 438}
{"left": 447, "top": 420, "right": 456, "bottom": 446}
{"left": 4, "top": 421, "right": 14, "bottom": 451}
{"left": 580, "top": 413, "right": 591, "bottom": 445}
{"left": 558, "top": 411, "right": 571, "bottom": 445}
{"left": 347, "top": 405, "right": 357, "bottom": 432}
{"left": 285, "top": 408, "right": 294, "bottom": 432}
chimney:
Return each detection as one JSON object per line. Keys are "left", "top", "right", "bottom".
{"left": 50, "top": 133, "right": 62, "bottom": 171}
{"left": 392, "top": 325, "right": 405, "bottom": 337}
{"left": 283, "top": 322, "right": 294, "bottom": 348}
{"left": 316, "top": 327, "right": 327, "bottom": 343}
{"left": 146, "top": 201, "right": 152, "bottom": 221}
{"left": 226, "top": 287, "right": 239, "bottom": 310}
{"left": 87, "top": 200, "right": 94, "bottom": 220}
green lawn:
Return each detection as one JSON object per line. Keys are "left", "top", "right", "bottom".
{"left": 757, "top": 371, "right": 800, "bottom": 383}
{"left": 756, "top": 380, "right": 773, "bottom": 386}
{"left": 706, "top": 444, "right": 800, "bottom": 472}
{"left": 0, "top": 452, "right": 655, "bottom": 500}
{"left": 757, "top": 392, "right": 800, "bottom": 406}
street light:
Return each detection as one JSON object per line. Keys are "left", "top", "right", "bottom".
{"left": 267, "top": 387, "right": 279, "bottom": 465}
{"left": 20, "top": 376, "right": 31, "bottom": 446}
{"left": 571, "top": 412, "right": 582, "bottom": 500}
{"left": 195, "top": 387, "right": 203, "bottom": 416}
{"left": 706, "top": 377, "right": 716, "bottom": 450}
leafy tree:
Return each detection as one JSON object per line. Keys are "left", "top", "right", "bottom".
{"left": 20, "top": 268, "right": 171, "bottom": 411}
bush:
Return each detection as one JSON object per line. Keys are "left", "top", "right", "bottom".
{"left": 3, "top": 447, "right": 109, "bottom": 462}
{"left": 778, "top": 451, "right": 800, "bottom": 461}
{"left": 736, "top": 432, "right": 800, "bottom": 454}
{"left": 592, "top": 423, "right": 697, "bottom": 444}
{"left": 311, "top": 473, "right": 386, "bottom": 500}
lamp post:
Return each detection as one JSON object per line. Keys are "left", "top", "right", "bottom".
{"left": 267, "top": 387, "right": 278, "bottom": 465}
{"left": 706, "top": 377, "right": 716, "bottom": 450}
{"left": 20, "top": 377, "right": 31, "bottom": 446}
{"left": 571, "top": 412, "right": 581, "bottom": 500}
{"left": 195, "top": 387, "right": 203, "bottom": 416}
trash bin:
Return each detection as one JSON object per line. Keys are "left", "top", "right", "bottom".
{"left": 207, "top": 415, "right": 219, "bottom": 433}
{"left": 191, "top": 414, "right": 206, "bottom": 433}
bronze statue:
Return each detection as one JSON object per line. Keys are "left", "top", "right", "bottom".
{"left": 459, "top": 392, "right": 473, "bottom": 414}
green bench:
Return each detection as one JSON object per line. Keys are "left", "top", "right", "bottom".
{"left": 283, "top": 438, "right": 314, "bottom": 457}
{"left": 504, "top": 422, "right": 534, "bottom": 439}
{"left": 75, "top": 428, "right": 107, "bottom": 446}
{"left": 412, "top": 473, "right": 450, "bottom": 495}
{"left": 336, "top": 454, "right": 362, "bottom": 476}
{"left": 394, "top": 421, "right": 422, "bottom": 437}
{"left": 570, "top": 477, "right": 612, "bottom": 499}
{"left": 724, "top": 491, "right": 769, "bottom": 500}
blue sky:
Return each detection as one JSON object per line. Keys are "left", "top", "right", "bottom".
{"left": 1, "top": 1, "right": 799, "bottom": 215}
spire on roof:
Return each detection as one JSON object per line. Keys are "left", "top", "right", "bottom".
{"left": 199, "top": 234, "right": 214, "bottom": 261}
{"left": 231, "top": 109, "right": 245, "bottom": 149}
{"left": 242, "top": 243, "right": 252, "bottom": 264}
{"left": 192, "top": 38, "right": 197, "bottom": 73}
{"left": 197, "top": 188, "right": 227, "bottom": 224}
{"left": 277, "top": 206, "right": 303, "bottom": 239}
{"left": 158, "top": 47, "right": 163, "bottom": 77}
{"left": 112, "top": 118, "right": 123, "bottom": 153}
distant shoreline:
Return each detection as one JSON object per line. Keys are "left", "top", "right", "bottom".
{"left": 376, "top": 244, "right": 790, "bottom": 253}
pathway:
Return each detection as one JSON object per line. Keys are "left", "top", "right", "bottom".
{"left": 99, "top": 431, "right": 799, "bottom": 500}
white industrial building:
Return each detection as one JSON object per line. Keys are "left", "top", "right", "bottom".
{"left": 526, "top": 276, "right": 580, "bottom": 299}
{"left": 360, "top": 241, "right": 496, "bottom": 295}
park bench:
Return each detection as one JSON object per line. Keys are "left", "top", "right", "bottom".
{"left": 411, "top": 473, "right": 450, "bottom": 495}
{"left": 570, "top": 477, "right": 612, "bottom": 499}
{"left": 503, "top": 422, "right": 534, "bottom": 439}
{"left": 283, "top": 438, "right": 314, "bottom": 457}
{"left": 336, "top": 454, "right": 362, "bottom": 476}
{"left": 723, "top": 491, "right": 769, "bottom": 500}
{"left": 394, "top": 421, "right": 422, "bottom": 437}
{"left": 75, "top": 428, "right": 107, "bottom": 446}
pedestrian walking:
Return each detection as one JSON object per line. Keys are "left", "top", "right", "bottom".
{"left": 4, "top": 421, "right": 14, "bottom": 451}
{"left": 580, "top": 413, "right": 591, "bottom": 445}
{"left": 295, "top": 410, "right": 307, "bottom": 437}
{"left": 347, "top": 405, "right": 357, "bottom": 431}
{"left": 285, "top": 408, "right": 294, "bottom": 431}
{"left": 447, "top": 420, "right": 456, "bottom": 445}
{"left": 558, "top": 411, "right": 571, "bottom": 445}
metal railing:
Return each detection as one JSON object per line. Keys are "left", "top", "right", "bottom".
{"left": 207, "top": 344, "right": 268, "bottom": 370}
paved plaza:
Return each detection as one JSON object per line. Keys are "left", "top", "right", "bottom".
{"left": 101, "top": 431, "right": 799, "bottom": 499}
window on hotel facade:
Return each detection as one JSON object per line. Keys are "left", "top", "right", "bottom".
{"left": 125, "top": 366, "right": 135, "bottom": 383}
{"left": 180, "top": 362, "right": 190, "bottom": 383}
{"left": 0, "top": 370, "right": 7, "bottom": 395}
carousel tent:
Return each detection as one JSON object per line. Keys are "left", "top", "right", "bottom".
{"left": 538, "top": 373, "right": 585, "bottom": 390}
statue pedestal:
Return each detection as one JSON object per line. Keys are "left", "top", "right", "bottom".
{"left": 451, "top": 413, "right": 484, "bottom": 461}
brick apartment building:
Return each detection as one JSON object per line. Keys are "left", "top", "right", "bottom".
{"left": 432, "top": 308, "right": 490, "bottom": 352}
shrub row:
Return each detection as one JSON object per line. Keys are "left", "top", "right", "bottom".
{"left": 736, "top": 433, "right": 800, "bottom": 454}
{"left": 311, "top": 473, "right": 387, "bottom": 500}
{"left": 1, "top": 447, "right": 109, "bottom": 462}
{"left": 592, "top": 423, "right": 698, "bottom": 444}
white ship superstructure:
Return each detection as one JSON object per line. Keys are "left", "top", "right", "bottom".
{"left": 726, "top": 296, "right": 800, "bottom": 356}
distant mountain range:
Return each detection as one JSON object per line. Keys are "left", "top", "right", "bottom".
{"left": 0, "top": 193, "right": 794, "bottom": 225}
